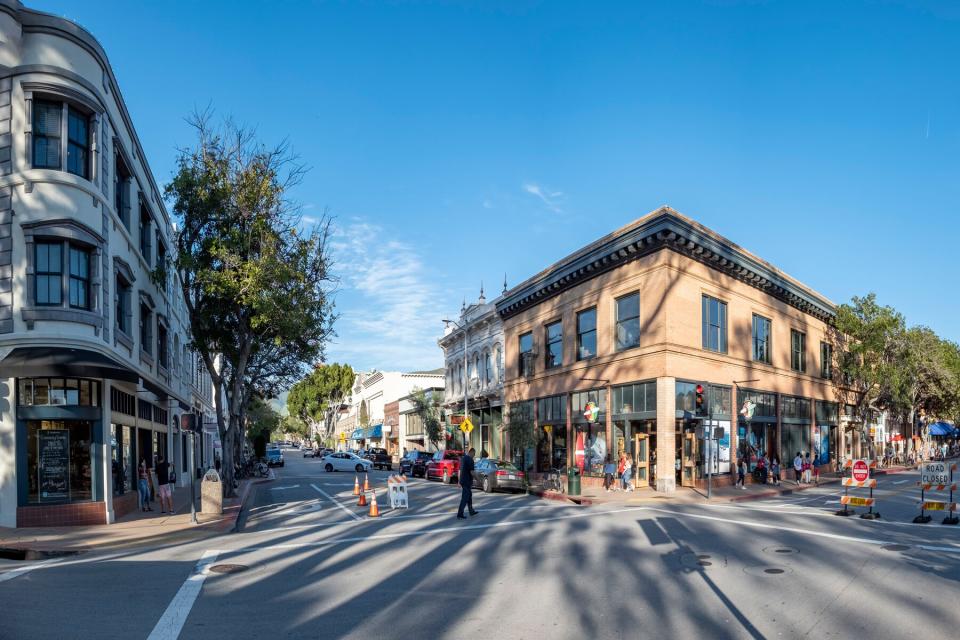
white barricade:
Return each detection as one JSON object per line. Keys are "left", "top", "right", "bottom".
{"left": 388, "top": 475, "right": 409, "bottom": 509}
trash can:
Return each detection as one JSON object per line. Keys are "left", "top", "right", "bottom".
{"left": 567, "top": 466, "right": 581, "bottom": 496}
{"left": 201, "top": 468, "right": 223, "bottom": 515}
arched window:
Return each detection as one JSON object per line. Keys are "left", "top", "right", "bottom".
{"left": 495, "top": 344, "right": 503, "bottom": 383}
{"left": 173, "top": 334, "right": 181, "bottom": 375}
{"left": 484, "top": 350, "right": 493, "bottom": 386}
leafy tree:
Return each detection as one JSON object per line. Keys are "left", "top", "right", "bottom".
{"left": 167, "top": 113, "right": 335, "bottom": 495}
{"left": 359, "top": 398, "right": 370, "bottom": 428}
{"left": 246, "top": 397, "right": 282, "bottom": 443}
{"left": 287, "top": 363, "right": 355, "bottom": 440}
{"left": 410, "top": 387, "right": 443, "bottom": 448}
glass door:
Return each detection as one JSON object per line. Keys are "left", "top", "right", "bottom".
{"left": 681, "top": 432, "right": 697, "bottom": 487}
{"left": 634, "top": 433, "right": 649, "bottom": 486}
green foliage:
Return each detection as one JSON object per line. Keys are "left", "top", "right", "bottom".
{"left": 410, "top": 387, "right": 443, "bottom": 448}
{"left": 359, "top": 399, "right": 370, "bottom": 428}
{"left": 505, "top": 401, "right": 537, "bottom": 456}
{"left": 287, "top": 363, "right": 355, "bottom": 438}
{"left": 246, "top": 397, "right": 281, "bottom": 442}
{"left": 166, "top": 112, "right": 336, "bottom": 494}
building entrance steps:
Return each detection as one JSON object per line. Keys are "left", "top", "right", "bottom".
{"left": 0, "top": 477, "right": 265, "bottom": 555}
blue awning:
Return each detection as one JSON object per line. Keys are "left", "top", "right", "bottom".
{"left": 366, "top": 424, "right": 383, "bottom": 439}
{"left": 351, "top": 428, "right": 365, "bottom": 440}
{"left": 928, "top": 422, "right": 958, "bottom": 437}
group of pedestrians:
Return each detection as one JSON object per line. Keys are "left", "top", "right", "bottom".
{"left": 792, "top": 451, "right": 820, "bottom": 487}
{"left": 602, "top": 453, "right": 635, "bottom": 492}
{"left": 735, "top": 451, "right": 820, "bottom": 489}
{"left": 137, "top": 454, "right": 176, "bottom": 514}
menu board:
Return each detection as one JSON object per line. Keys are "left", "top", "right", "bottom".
{"left": 38, "top": 429, "right": 70, "bottom": 502}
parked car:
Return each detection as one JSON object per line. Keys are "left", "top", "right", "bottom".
{"left": 301, "top": 447, "right": 314, "bottom": 457}
{"left": 399, "top": 450, "right": 433, "bottom": 478}
{"left": 364, "top": 447, "right": 393, "bottom": 471}
{"left": 473, "top": 459, "right": 525, "bottom": 493}
{"left": 265, "top": 447, "right": 284, "bottom": 467}
{"left": 314, "top": 447, "right": 334, "bottom": 458}
{"left": 426, "top": 450, "right": 463, "bottom": 484}
{"left": 322, "top": 452, "right": 372, "bottom": 473}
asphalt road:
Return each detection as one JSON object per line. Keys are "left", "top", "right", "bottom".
{"left": 2, "top": 451, "right": 959, "bottom": 640}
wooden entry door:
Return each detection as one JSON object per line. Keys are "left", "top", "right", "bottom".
{"left": 634, "top": 434, "right": 649, "bottom": 486}
{"left": 681, "top": 432, "right": 697, "bottom": 487}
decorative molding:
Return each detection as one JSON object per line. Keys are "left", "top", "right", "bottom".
{"left": 496, "top": 208, "right": 836, "bottom": 323}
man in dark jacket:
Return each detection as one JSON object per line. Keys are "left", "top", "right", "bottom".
{"left": 457, "top": 447, "right": 479, "bottom": 519}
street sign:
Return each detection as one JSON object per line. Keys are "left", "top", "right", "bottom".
{"left": 712, "top": 426, "right": 725, "bottom": 440}
{"left": 921, "top": 462, "right": 950, "bottom": 485}
{"left": 852, "top": 459, "right": 870, "bottom": 483}
{"left": 841, "top": 496, "right": 874, "bottom": 507}
{"left": 920, "top": 501, "right": 956, "bottom": 512}
{"left": 843, "top": 477, "right": 877, "bottom": 488}
{"left": 460, "top": 417, "right": 474, "bottom": 434}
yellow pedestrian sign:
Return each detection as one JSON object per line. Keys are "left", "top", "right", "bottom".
{"left": 460, "top": 417, "right": 474, "bottom": 434}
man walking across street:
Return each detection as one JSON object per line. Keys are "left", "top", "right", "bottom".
{"left": 457, "top": 447, "right": 479, "bottom": 519}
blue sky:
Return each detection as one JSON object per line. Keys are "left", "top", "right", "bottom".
{"left": 36, "top": 0, "right": 960, "bottom": 371}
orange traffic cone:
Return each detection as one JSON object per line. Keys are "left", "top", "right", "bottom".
{"left": 363, "top": 474, "right": 371, "bottom": 492}
{"left": 353, "top": 475, "right": 360, "bottom": 496}
{"left": 357, "top": 491, "right": 368, "bottom": 507}
{"left": 368, "top": 491, "right": 380, "bottom": 518}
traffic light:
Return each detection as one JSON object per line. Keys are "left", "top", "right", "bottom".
{"left": 695, "top": 384, "right": 707, "bottom": 417}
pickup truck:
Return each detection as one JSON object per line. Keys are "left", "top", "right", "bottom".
{"left": 363, "top": 447, "right": 393, "bottom": 471}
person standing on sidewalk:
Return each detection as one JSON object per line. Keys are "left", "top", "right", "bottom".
{"left": 802, "top": 452, "right": 812, "bottom": 484}
{"left": 616, "top": 453, "right": 627, "bottom": 492}
{"left": 771, "top": 457, "right": 781, "bottom": 486}
{"left": 155, "top": 454, "right": 174, "bottom": 514}
{"left": 138, "top": 458, "right": 152, "bottom": 512}
{"left": 622, "top": 456, "right": 633, "bottom": 491}
{"left": 603, "top": 455, "right": 616, "bottom": 492}
{"left": 457, "top": 448, "right": 478, "bottom": 519}
{"left": 736, "top": 458, "right": 747, "bottom": 489}
{"left": 793, "top": 452, "right": 804, "bottom": 486}
{"left": 812, "top": 454, "right": 821, "bottom": 486}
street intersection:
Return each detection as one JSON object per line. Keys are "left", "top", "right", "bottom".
{"left": 3, "top": 452, "right": 959, "bottom": 640}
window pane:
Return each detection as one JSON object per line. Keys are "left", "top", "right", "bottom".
{"left": 616, "top": 293, "right": 640, "bottom": 350}
{"left": 545, "top": 321, "right": 562, "bottom": 368}
{"left": 35, "top": 102, "right": 61, "bottom": 135}
{"left": 577, "top": 308, "right": 597, "bottom": 360}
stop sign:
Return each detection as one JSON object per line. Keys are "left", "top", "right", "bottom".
{"left": 852, "top": 459, "right": 870, "bottom": 483}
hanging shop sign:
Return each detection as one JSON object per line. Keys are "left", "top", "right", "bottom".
{"left": 583, "top": 402, "right": 600, "bottom": 423}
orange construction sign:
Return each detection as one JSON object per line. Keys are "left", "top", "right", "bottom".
{"left": 841, "top": 496, "right": 874, "bottom": 507}
{"left": 842, "top": 478, "right": 877, "bottom": 489}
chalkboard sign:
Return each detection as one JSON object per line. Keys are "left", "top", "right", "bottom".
{"left": 38, "top": 429, "right": 70, "bottom": 502}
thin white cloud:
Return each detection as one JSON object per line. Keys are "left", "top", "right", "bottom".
{"left": 328, "top": 221, "right": 443, "bottom": 371}
{"left": 522, "top": 182, "right": 565, "bottom": 213}
{"left": 482, "top": 199, "right": 494, "bottom": 209}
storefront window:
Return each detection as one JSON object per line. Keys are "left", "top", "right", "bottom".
{"left": 676, "top": 381, "right": 696, "bottom": 413}
{"left": 18, "top": 378, "right": 100, "bottom": 407}
{"left": 537, "top": 395, "right": 566, "bottom": 471}
{"left": 571, "top": 390, "right": 606, "bottom": 475}
{"left": 613, "top": 381, "right": 656, "bottom": 414}
{"left": 123, "top": 425, "right": 134, "bottom": 491}
{"left": 26, "top": 420, "right": 93, "bottom": 504}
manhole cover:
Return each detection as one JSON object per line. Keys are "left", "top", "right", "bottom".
{"left": 774, "top": 548, "right": 794, "bottom": 554}
{"left": 882, "top": 544, "right": 909, "bottom": 552}
{"left": 762, "top": 545, "right": 799, "bottom": 556}
{"left": 764, "top": 568, "right": 785, "bottom": 574}
{"left": 743, "top": 565, "right": 794, "bottom": 577}
{"left": 209, "top": 564, "right": 249, "bottom": 574}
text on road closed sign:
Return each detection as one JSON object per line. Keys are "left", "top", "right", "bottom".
{"left": 922, "top": 463, "right": 950, "bottom": 485}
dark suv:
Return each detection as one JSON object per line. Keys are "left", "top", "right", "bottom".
{"left": 364, "top": 447, "right": 393, "bottom": 471}
{"left": 400, "top": 450, "right": 433, "bottom": 478}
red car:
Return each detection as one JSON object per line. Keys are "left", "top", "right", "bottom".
{"left": 426, "top": 450, "right": 463, "bottom": 484}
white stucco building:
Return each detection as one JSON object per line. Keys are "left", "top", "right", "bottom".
{"left": 0, "top": 1, "right": 215, "bottom": 527}
{"left": 438, "top": 286, "right": 505, "bottom": 457}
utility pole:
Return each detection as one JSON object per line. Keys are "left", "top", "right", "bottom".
{"left": 188, "top": 429, "right": 197, "bottom": 524}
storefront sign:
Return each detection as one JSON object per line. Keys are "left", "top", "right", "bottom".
{"left": 38, "top": 429, "right": 70, "bottom": 502}
{"left": 583, "top": 402, "right": 599, "bottom": 423}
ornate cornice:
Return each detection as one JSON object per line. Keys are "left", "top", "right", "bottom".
{"left": 496, "top": 207, "right": 836, "bottom": 323}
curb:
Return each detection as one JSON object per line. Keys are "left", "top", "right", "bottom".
{"left": 229, "top": 475, "right": 272, "bottom": 533}
{"left": 528, "top": 488, "right": 594, "bottom": 506}
{"left": 729, "top": 478, "right": 840, "bottom": 503}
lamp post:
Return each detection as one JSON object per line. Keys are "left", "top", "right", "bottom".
{"left": 443, "top": 318, "right": 468, "bottom": 452}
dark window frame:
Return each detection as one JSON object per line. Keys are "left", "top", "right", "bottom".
{"left": 140, "top": 302, "right": 153, "bottom": 356}
{"left": 519, "top": 332, "right": 534, "bottom": 376}
{"left": 66, "top": 106, "right": 90, "bottom": 178}
{"left": 544, "top": 320, "right": 563, "bottom": 369}
{"left": 115, "top": 274, "right": 132, "bottom": 336}
{"left": 701, "top": 294, "right": 728, "bottom": 354}
{"left": 68, "top": 244, "right": 91, "bottom": 310}
{"left": 752, "top": 314, "right": 771, "bottom": 364}
{"left": 32, "top": 99, "right": 62, "bottom": 170}
{"left": 791, "top": 329, "right": 806, "bottom": 373}
{"left": 576, "top": 307, "right": 597, "bottom": 361}
{"left": 820, "top": 341, "right": 832, "bottom": 379}
{"left": 34, "top": 241, "right": 63, "bottom": 306}
{"left": 614, "top": 292, "right": 641, "bottom": 352}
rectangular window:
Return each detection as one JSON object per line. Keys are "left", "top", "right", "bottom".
{"left": 68, "top": 245, "right": 90, "bottom": 310}
{"left": 576, "top": 307, "right": 597, "bottom": 360}
{"left": 32, "top": 101, "right": 61, "bottom": 169}
{"left": 66, "top": 107, "right": 89, "bottom": 178}
{"left": 140, "top": 303, "right": 153, "bottom": 355}
{"left": 26, "top": 420, "right": 94, "bottom": 504}
{"left": 615, "top": 292, "right": 640, "bottom": 351}
{"left": 116, "top": 276, "right": 131, "bottom": 335}
{"left": 752, "top": 314, "right": 771, "bottom": 364}
{"left": 519, "top": 332, "right": 534, "bottom": 376}
{"left": 139, "top": 203, "right": 152, "bottom": 264}
{"left": 791, "top": 329, "right": 806, "bottom": 373}
{"left": 114, "top": 152, "right": 131, "bottom": 228}
{"left": 701, "top": 295, "right": 727, "bottom": 353}
{"left": 157, "top": 323, "right": 168, "bottom": 369}
{"left": 545, "top": 320, "right": 562, "bottom": 369}
{"left": 820, "top": 341, "right": 832, "bottom": 379}
{"left": 35, "top": 242, "right": 62, "bottom": 305}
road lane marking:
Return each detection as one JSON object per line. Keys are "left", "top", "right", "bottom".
{"left": 892, "top": 480, "right": 909, "bottom": 485}
{"left": 231, "top": 507, "right": 648, "bottom": 551}
{"left": 641, "top": 506, "right": 960, "bottom": 555}
{"left": 0, "top": 557, "right": 61, "bottom": 584}
{"left": 311, "top": 484, "right": 362, "bottom": 521}
{"left": 146, "top": 549, "right": 220, "bottom": 640}
{"left": 270, "top": 484, "right": 301, "bottom": 491}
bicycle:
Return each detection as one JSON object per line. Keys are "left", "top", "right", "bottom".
{"left": 547, "top": 466, "right": 566, "bottom": 493}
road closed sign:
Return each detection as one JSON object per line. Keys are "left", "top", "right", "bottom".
{"left": 922, "top": 462, "right": 950, "bottom": 485}
{"left": 852, "top": 459, "right": 870, "bottom": 483}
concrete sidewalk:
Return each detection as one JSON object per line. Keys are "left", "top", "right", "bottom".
{"left": 0, "top": 477, "right": 266, "bottom": 557}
